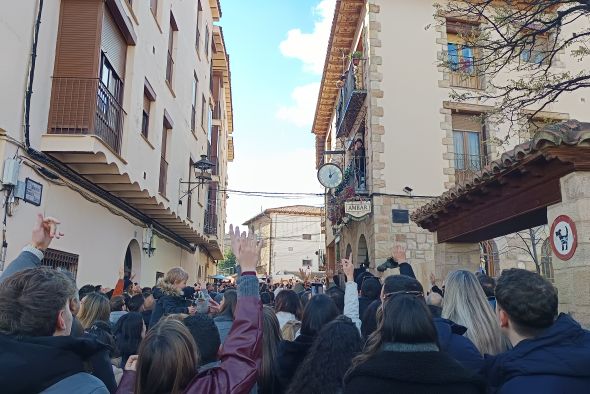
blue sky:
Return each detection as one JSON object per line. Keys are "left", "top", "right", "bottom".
{"left": 221, "top": 0, "right": 335, "bottom": 227}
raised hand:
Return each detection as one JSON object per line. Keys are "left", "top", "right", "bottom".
{"left": 124, "top": 355, "right": 138, "bottom": 371}
{"left": 31, "top": 214, "right": 63, "bottom": 251}
{"left": 430, "top": 272, "right": 437, "bottom": 287}
{"left": 392, "top": 245, "right": 407, "bottom": 263}
{"left": 229, "top": 224, "right": 262, "bottom": 273}
{"left": 341, "top": 253, "right": 354, "bottom": 282}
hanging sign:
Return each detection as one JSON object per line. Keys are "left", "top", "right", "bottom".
{"left": 345, "top": 200, "right": 371, "bottom": 221}
{"left": 550, "top": 215, "right": 577, "bottom": 261}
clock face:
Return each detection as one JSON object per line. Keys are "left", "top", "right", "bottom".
{"left": 317, "top": 163, "right": 343, "bottom": 189}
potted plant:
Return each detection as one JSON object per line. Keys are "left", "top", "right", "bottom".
{"left": 350, "top": 51, "right": 363, "bottom": 66}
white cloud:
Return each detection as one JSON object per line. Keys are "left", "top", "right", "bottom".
{"left": 279, "top": 0, "right": 336, "bottom": 74}
{"left": 276, "top": 82, "right": 320, "bottom": 128}
{"left": 226, "top": 148, "right": 324, "bottom": 230}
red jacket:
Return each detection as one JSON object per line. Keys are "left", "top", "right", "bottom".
{"left": 116, "top": 296, "right": 262, "bottom": 394}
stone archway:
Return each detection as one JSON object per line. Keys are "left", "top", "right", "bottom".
{"left": 480, "top": 240, "right": 499, "bottom": 277}
{"left": 345, "top": 244, "right": 353, "bottom": 260}
{"left": 357, "top": 234, "right": 369, "bottom": 267}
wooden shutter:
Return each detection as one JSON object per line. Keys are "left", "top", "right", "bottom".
{"left": 452, "top": 113, "right": 483, "bottom": 132}
{"left": 101, "top": 6, "right": 127, "bottom": 79}
{"left": 42, "top": 248, "right": 79, "bottom": 279}
{"left": 53, "top": 0, "right": 102, "bottom": 77}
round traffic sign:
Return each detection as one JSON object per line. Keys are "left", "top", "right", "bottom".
{"left": 550, "top": 215, "right": 577, "bottom": 261}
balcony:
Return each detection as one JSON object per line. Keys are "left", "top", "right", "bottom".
{"left": 449, "top": 56, "right": 483, "bottom": 90}
{"left": 158, "top": 159, "right": 168, "bottom": 195}
{"left": 204, "top": 201, "right": 218, "bottom": 236}
{"left": 336, "top": 60, "right": 367, "bottom": 138}
{"left": 166, "top": 51, "right": 174, "bottom": 85}
{"left": 327, "top": 155, "right": 368, "bottom": 224}
{"left": 454, "top": 153, "right": 488, "bottom": 185}
{"left": 47, "top": 77, "right": 124, "bottom": 154}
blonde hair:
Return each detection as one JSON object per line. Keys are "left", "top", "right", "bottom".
{"left": 78, "top": 292, "right": 110, "bottom": 329}
{"left": 164, "top": 268, "right": 189, "bottom": 285}
{"left": 281, "top": 320, "right": 301, "bottom": 341}
{"left": 442, "top": 270, "right": 506, "bottom": 355}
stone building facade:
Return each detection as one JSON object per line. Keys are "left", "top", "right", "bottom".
{"left": 313, "top": 0, "right": 589, "bottom": 287}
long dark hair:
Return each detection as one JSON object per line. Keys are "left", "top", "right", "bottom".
{"left": 259, "top": 306, "right": 282, "bottom": 394}
{"left": 347, "top": 294, "right": 437, "bottom": 378}
{"left": 218, "top": 289, "right": 237, "bottom": 319}
{"left": 274, "top": 290, "right": 303, "bottom": 320}
{"left": 135, "top": 319, "right": 198, "bottom": 394}
{"left": 114, "top": 312, "right": 145, "bottom": 367}
{"left": 300, "top": 294, "right": 339, "bottom": 337}
{"left": 286, "top": 316, "right": 361, "bottom": 394}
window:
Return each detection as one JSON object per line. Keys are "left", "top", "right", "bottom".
{"left": 302, "top": 259, "right": 312, "bottom": 267}
{"left": 205, "top": 25, "right": 210, "bottom": 58}
{"left": 42, "top": 248, "right": 79, "bottom": 279}
{"left": 150, "top": 0, "right": 158, "bottom": 17}
{"left": 100, "top": 54, "right": 123, "bottom": 101}
{"left": 187, "top": 158, "right": 194, "bottom": 219}
{"left": 302, "top": 234, "right": 312, "bottom": 240}
{"left": 191, "top": 74, "right": 198, "bottom": 132}
{"left": 447, "top": 21, "right": 482, "bottom": 89}
{"left": 159, "top": 118, "right": 171, "bottom": 195}
{"left": 142, "top": 93, "right": 151, "bottom": 138}
{"left": 452, "top": 113, "right": 485, "bottom": 184}
{"left": 196, "top": 0, "right": 202, "bottom": 51}
{"left": 521, "top": 34, "right": 550, "bottom": 65}
{"left": 201, "top": 95, "right": 207, "bottom": 129}
{"left": 288, "top": 247, "right": 294, "bottom": 252}
{"left": 166, "top": 14, "right": 178, "bottom": 85}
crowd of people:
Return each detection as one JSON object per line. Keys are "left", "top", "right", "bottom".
{"left": 1, "top": 214, "right": 590, "bottom": 393}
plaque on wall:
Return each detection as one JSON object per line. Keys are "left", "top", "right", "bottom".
{"left": 392, "top": 209, "right": 409, "bottom": 224}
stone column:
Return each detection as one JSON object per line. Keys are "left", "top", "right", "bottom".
{"left": 434, "top": 240, "right": 481, "bottom": 282}
{"left": 548, "top": 172, "right": 590, "bottom": 328}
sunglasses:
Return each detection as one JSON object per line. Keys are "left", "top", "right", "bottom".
{"left": 383, "top": 290, "right": 424, "bottom": 300}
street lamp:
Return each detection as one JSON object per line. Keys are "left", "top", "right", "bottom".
{"left": 179, "top": 154, "right": 215, "bottom": 204}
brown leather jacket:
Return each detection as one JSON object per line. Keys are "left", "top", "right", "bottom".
{"left": 116, "top": 283, "right": 262, "bottom": 394}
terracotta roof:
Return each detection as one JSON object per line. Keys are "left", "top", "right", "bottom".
{"left": 243, "top": 205, "right": 323, "bottom": 225}
{"left": 311, "top": 0, "right": 365, "bottom": 167}
{"left": 412, "top": 120, "right": 590, "bottom": 225}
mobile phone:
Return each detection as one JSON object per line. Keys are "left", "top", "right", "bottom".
{"left": 311, "top": 283, "right": 324, "bottom": 296}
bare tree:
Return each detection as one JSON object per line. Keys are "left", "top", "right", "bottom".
{"left": 497, "top": 226, "right": 548, "bottom": 273}
{"left": 433, "top": 1, "right": 590, "bottom": 142}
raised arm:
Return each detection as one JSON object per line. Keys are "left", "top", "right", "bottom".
{"left": 342, "top": 254, "right": 362, "bottom": 332}
{"left": 185, "top": 225, "right": 263, "bottom": 394}
{"left": 0, "top": 214, "right": 62, "bottom": 282}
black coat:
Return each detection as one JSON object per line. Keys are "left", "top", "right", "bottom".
{"left": 344, "top": 348, "right": 484, "bottom": 394}
{"left": 149, "top": 286, "right": 191, "bottom": 328}
{"left": 275, "top": 334, "right": 315, "bottom": 393}
{"left": 0, "top": 333, "right": 114, "bottom": 394}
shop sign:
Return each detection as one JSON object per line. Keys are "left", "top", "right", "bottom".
{"left": 345, "top": 200, "right": 371, "bottom": 221}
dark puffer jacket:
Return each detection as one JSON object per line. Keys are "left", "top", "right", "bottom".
{"left": 434, "top": 317, "right": 483, "bottom": 373}
{"left": 149, "top": 283, "right": 191, "bottom": 327}
{"left": 344, "top": 344, "right": 484, "bottom": 394}
{"left": 0, "top": 334, "right": 112, "bottom": 394}
{"left": 275, "top": 334, "right": 316, "bottom": 393}
{"left": 483, "top": 313, "right": 590, "bottom": 393}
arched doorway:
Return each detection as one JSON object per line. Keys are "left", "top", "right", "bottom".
{"left": 125, "top": 240, "right": 142, "bottom": 282}
{"left": 345, "top": 244, "right": 352, "bottom": 260}
{"left": 480, "top": 240, "right": 499, "bottom": 277}
{"left": 541, "top": 238, "right": 554, "bottom": 282}
{"left": 357, "top": 235, "right": 369, "bottom": 267}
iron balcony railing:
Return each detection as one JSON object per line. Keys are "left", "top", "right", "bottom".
{"left": 454, "top": 153, "right": 488, "bottom": 184}
{"left": 336, "top": 59, "right": 367, "bottom": 137}
{"left": 204, "top": 201, "right": 218, "bottom": 236}
{"left": 48, "top": 77, "right": 124, "bottom": 154}
{"left": 158, "top": 158, "right": 168, "bottom": 195}
{"left": 166, "top": 51, "right": 174, "bottom": 84}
